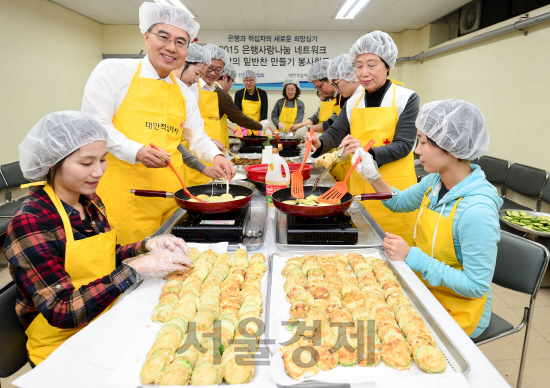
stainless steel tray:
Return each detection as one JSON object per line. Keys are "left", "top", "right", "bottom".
{"left": 499, "top": 209, "right": 550, "bottom": 237}
{"left": 275, "top": 202, "right": 385, "bottom": 251}
{"left": 269, "top": 248, "right": 470, "bottom": 385}
{"left": 153, "top": 202, "right": 267, "bottom": 251}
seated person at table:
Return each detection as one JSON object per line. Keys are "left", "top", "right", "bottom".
{"left": 4, "top": 111, "right": 193, "bottom": 365}
{"left": 352, "top": 100, "right": 502, "bottom": 338}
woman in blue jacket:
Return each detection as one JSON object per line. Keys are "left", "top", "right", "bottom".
{"left": 353, "top": 99, "right": 502, "bottom": 338}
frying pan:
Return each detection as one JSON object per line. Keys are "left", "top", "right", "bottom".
{"left": 269, "top": 137, "right": 301, "bottom": 147}
{"left": 131, "top": 184, "right": 253, "bottom": 214}
{"left": 272, "top": 186, "right": 394, "bottom": 218}
{"left": 240, "top": 135, "right": 268, "bottom": 146}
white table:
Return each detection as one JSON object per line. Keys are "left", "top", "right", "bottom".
{"left": 13, "top": 198, "right": 510, "bottom": 388}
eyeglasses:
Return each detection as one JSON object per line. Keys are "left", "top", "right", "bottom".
{"left": 314, "top": 80, "right": 325, "bottom": 91}
{"left": 150, "top": 32, "right": 188, "bottom": 50}
{"left": 331, "top": 79, "right": 341, "bottom": 89}
{"left": 207, "top": 67, "right": 224, "bottom": 75}
{"left": 244, "top": 79, "right": 255, "bottom": 83}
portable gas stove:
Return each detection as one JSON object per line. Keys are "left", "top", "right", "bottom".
{"left": 276, "top": 202, "right": 385, "bottom": 251}
{"left": 171, "top": 204, "right": 250, "bottom": 243}
{"left": 286, "top": 211, "right": 358, "bottom": 245}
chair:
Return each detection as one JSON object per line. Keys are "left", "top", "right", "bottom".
{"left": 0, "top": 162, "right": 30, "bottom": 202}
{"left": 0, "top": 281, "right": 28, "bottom": 384}
{"left": 529, "top": 181, "right": 550, "bottom": 287}
{"left": 498, "top": 163, "right": 548, "bottom": 235}
{"left": 473, "top": 231, "right": 549, "bottom": 388}
{"left": 477, "top": 156, "right": 510, "bottom": 196}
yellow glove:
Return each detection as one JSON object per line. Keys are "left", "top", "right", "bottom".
{"left": 315, "top": 150, "right": 339, "bottom": 169}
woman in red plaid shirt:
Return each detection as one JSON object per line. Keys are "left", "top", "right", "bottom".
{"left": 4, "top": 111, "right": 193, "bottom": 366}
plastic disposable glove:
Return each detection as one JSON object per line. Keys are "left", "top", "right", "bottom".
{"left": 277, "top": 122, "right": 286, "bottom": 131}
{"left": 124, "top": 249, "right": 194, "bottom": 280}
{"left": 351, "top": 148, "right": 381, "bottom": 183}
{"left": 295, "top": 126, "right": 308, "bottom": 139}
{"left": 260, "top": 120, "right": 270, "bottom": 132}
{"left": 145, "top": 234, "right": 189, "bottom": 254}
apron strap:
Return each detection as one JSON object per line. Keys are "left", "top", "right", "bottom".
{"left": 353, "top": 90, "right": 366, "bottom": 109}
{"left": 413, "top": 186, "right": 433, "bottom": 239}
{"left": 43, "top": 184, "right": 75, "bottom": 243}
{"left": 390, "top": 79, "right": 405, "bottom": 86}
{"left": 257, "top": 88, "right": 261, "bottom": 103}
{"left": 21, "top": 181, "right": 46, "bottom": 189}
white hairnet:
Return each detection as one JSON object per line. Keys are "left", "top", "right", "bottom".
{"left": 221, "top": 63, "right": 237, "bottom": 80}
{"left": 349, "top": 31, "right": 398, "bottom": 69}
{"left": 203, "top": 43, "right": 229, "bottom": 65}
{"left": 139, "top": 2, "right": 200, "bottom": 42}
{"left": 242, "top": 70, "right": 256, "bottom": 80}
{"left": 20, "top": 111, "right": 108, "bottom": 181}
{"left": 416, "top": 99, "right": 490, "bottom": 160}
{"left": 327, "top": 54, "right": 358, "bottom": 82}
{"left": 307, "top": 59, "right": 330, "bottom": 82}
{"left": 283, "top": 77, "right": 300, "bottom": 88}
{"left": 186, "top": 43, "right": 211, "bottom": 65}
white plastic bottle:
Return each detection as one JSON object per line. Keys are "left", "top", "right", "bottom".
{"left": 265, "top": 148, "right": 290, "bottom": 207}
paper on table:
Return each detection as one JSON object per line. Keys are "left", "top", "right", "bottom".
{"left": 15, "top": 242, "right": 281, "bottom": 388}
{"left": 268, "top": 250, "right": 469, "bottom": 387}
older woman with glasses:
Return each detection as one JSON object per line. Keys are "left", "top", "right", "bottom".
{"left": 307, "top": 31, "right": 421, "bottom": 245}
{"left": 81, "top": 2, "right": 234, "bottom": 246}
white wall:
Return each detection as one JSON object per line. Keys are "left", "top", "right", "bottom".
{"left": 396, "top": 5, "right": 550, "bottom": 174}
{"left": 0, "top": 0, "right": 104, "bottom": 164}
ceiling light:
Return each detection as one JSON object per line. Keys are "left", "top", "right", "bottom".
{"left": 335, "top": 0, "right": 372, "bottom": 19}
{"left": 154, "top": 0, "right": 195, "bottom": 18}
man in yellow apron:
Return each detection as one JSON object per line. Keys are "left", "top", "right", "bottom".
{"left": 8, "top": 110, "right": 193, "bottom": 365}
{"left": 353, "top": 99, "right": 500, "bottom": 338}
{"left": 234, "top": 70, "right": 269, "bottom": 135}
{"left": 82, "top": 2, "right": 234, "bottom": 245}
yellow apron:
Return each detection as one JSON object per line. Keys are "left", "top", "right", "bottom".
{"left": 25, "top": 184, "right": 117, "bottom": 365}
{"left": 413, "top": 187, "right": 488, "bottom": 336}
{"left": 333, "top": 95, "right": 342, "bottom": 115}
{"left": 329, "top": 95, "right": 347, "bottom": 182}
{"left": 318, "top": 100, "right": 334, "bottom": 124}
{"left": 348, "top": 84, "right": 418, "bottom": 244}
{"left": 277, "top": 99, "right": 298, "bottom": 132}
{"left": 242, "top": 88, "right": 262, "bottom": 134}
{"left": 97, "top": 62, "right": 186, "bottom": 246}
{"left": 182, "top": 85, "right": 226, "bottom": 186}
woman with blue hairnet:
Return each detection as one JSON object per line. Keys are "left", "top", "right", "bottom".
{"left": 4, "top": 111, "right": 194, "bottom": 365}
{"left": 353, "top": 99, "right": 502, "bottom": 338}
{"left": 307, "top": 31, "right": 420, "bottom": 245}
{"left": 271, "top": 77, "right": 305, "bottom": 132}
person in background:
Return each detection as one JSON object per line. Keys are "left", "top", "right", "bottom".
{"left": 188, "top": 45, "right": 269, "bottom": 185}
{"left": 271, "top": 77, "right": 305, "bottom": 133}
{"left": 307, "top": 31, "right": 420, "bottom": 245}
{"left": 176, "top": 42, "right": 210, "bottom": 87}
{"left": 5, "top": 111, "right": 193, "bottom": 366}
{"left": 172, "top": 43, "right": 222, "bottom": 180}
{"left": 289, "top": 90, "right": 328, "bottom": 137}
{"left": 82, "top": 2, "right": 234, "bottom": 245}
{"left": 353, "top": 100, "right": 500, "bottom": 338}
{"left": 234, "top": 70, "right": 268, "bottom": 134}
{"left": 215, "top": 63, "right": 237, "bottom": 92}
{"left": 290, "top": 59, "right": 342, "bottom": 136}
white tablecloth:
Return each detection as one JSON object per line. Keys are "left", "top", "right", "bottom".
{"left": 13, "top": 207, "right": 511, "bottom": 388}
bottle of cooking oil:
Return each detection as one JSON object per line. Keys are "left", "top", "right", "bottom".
{"left": 265, "top": 147, "right": 290, "bottom": 207}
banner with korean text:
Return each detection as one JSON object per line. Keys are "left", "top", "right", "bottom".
{"left": 196, "top": 30, "right": 362, "bottom": 84}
